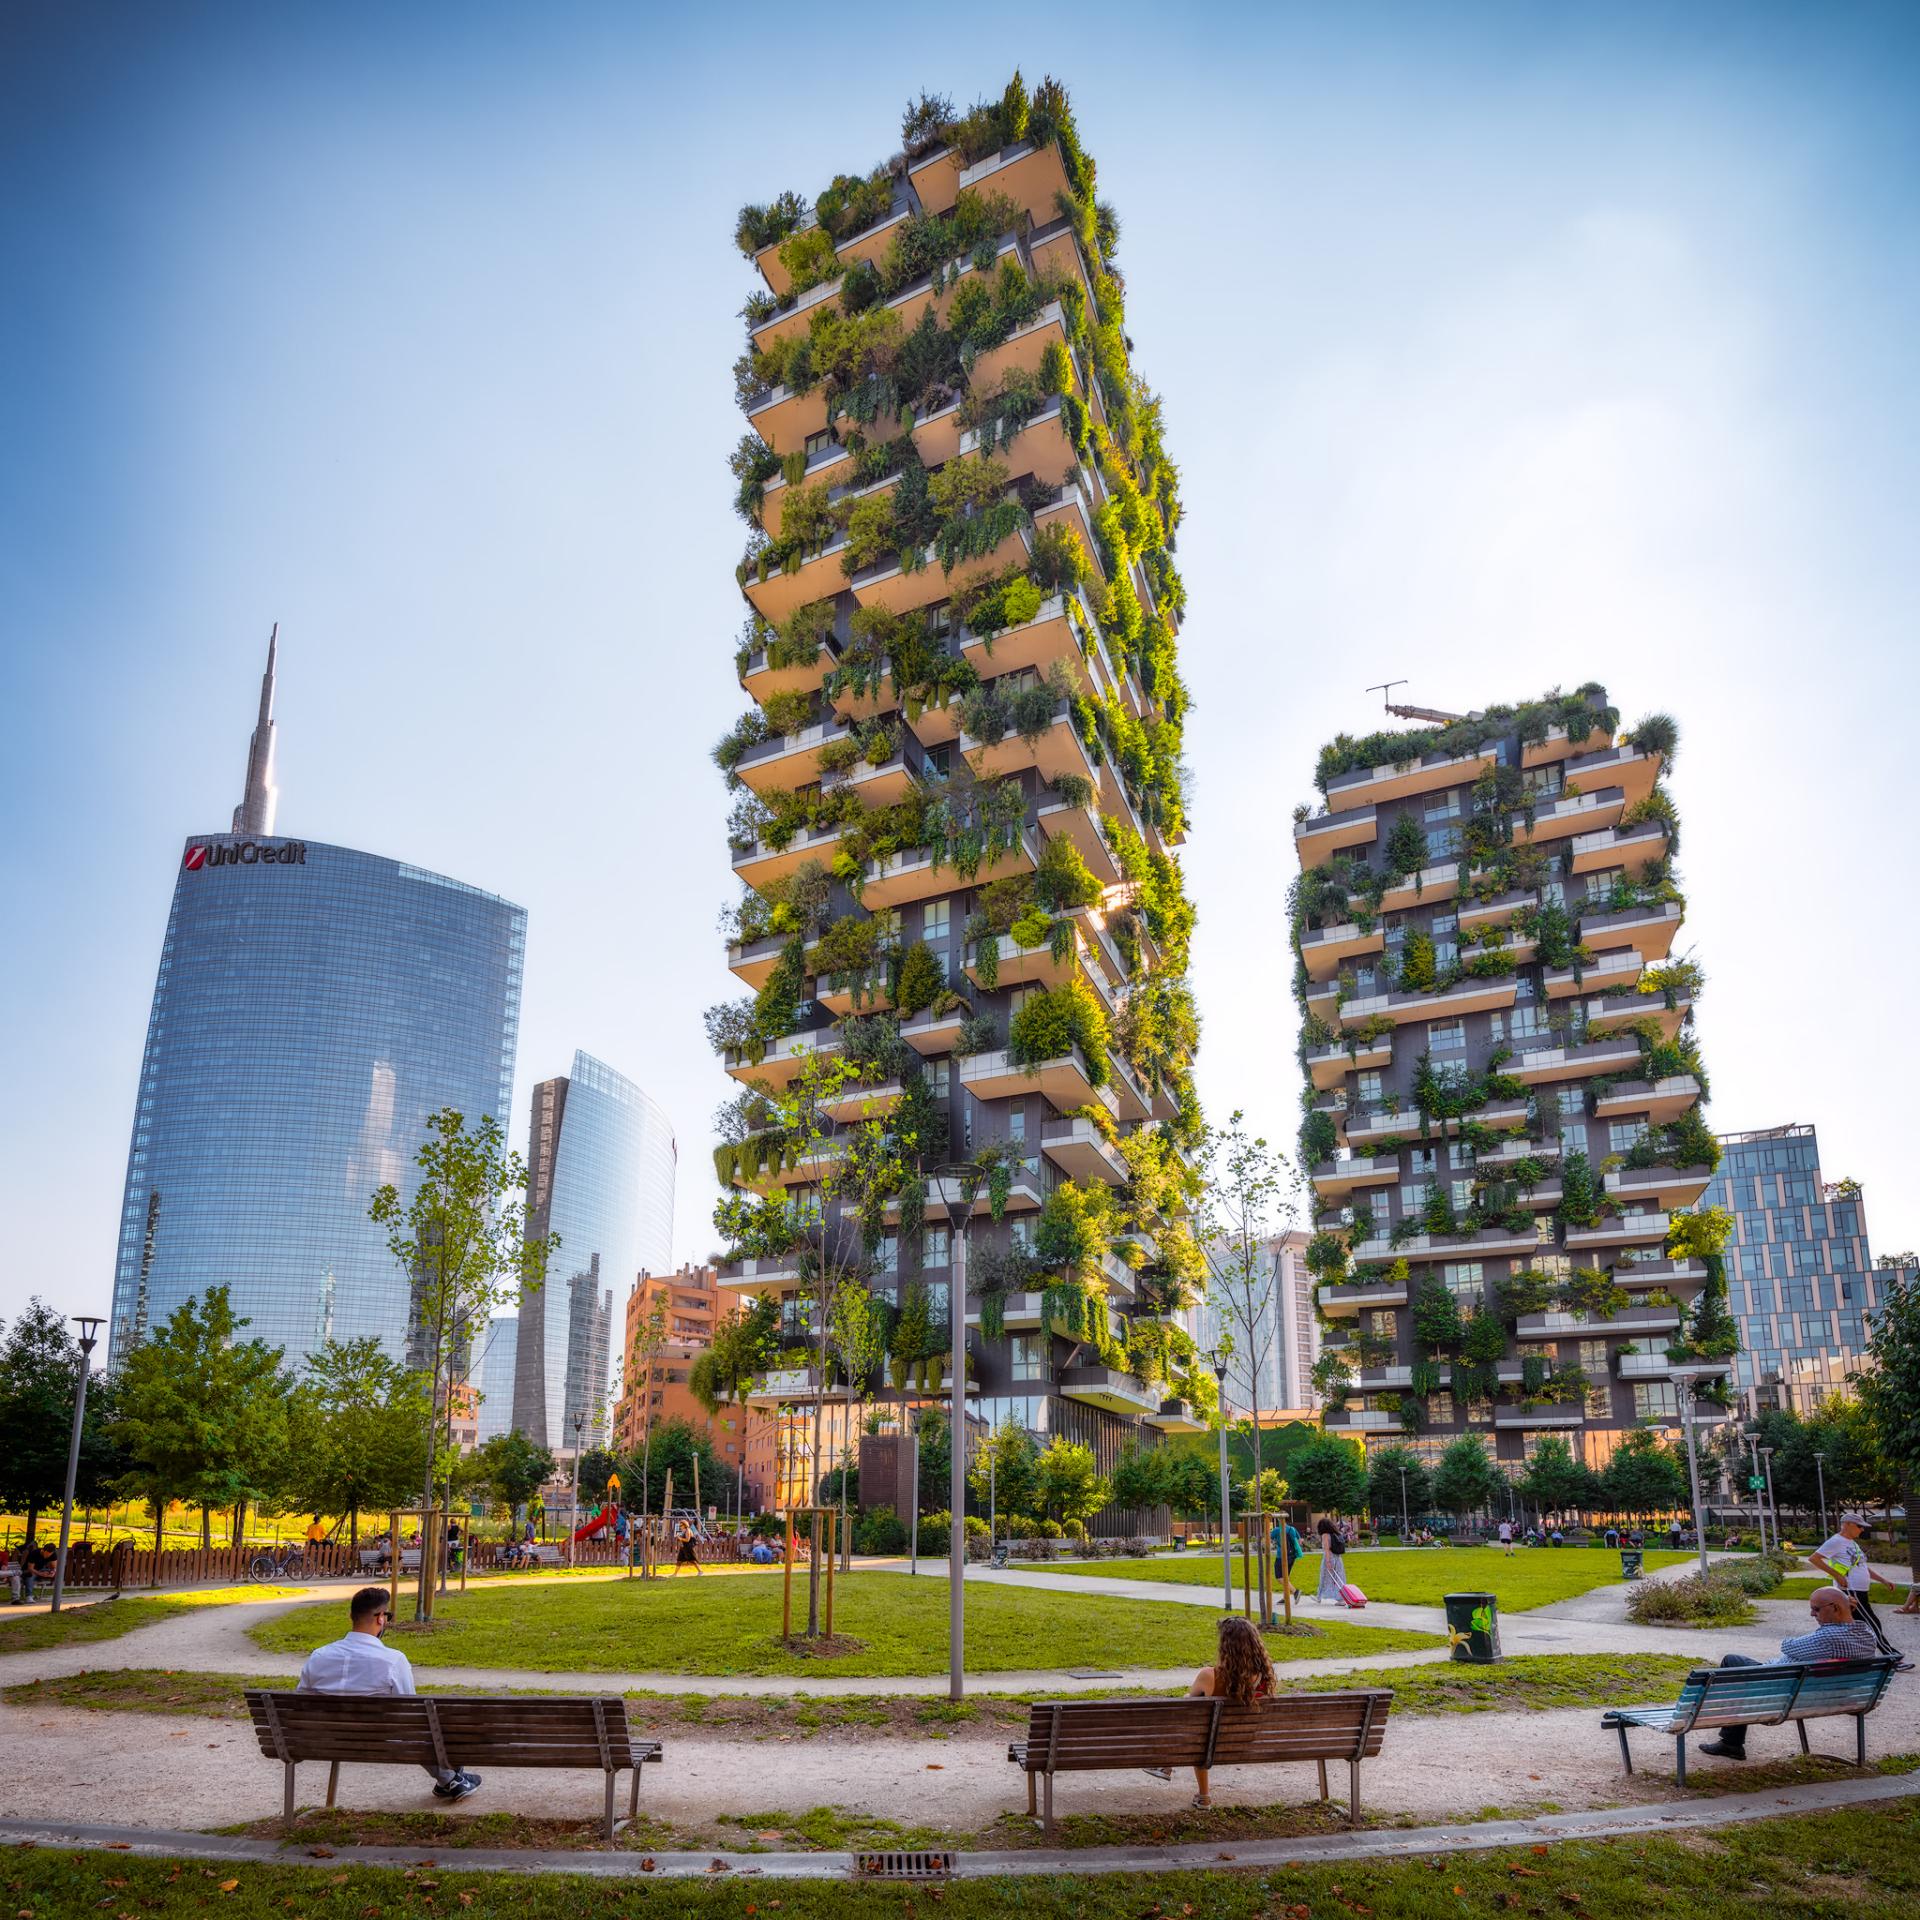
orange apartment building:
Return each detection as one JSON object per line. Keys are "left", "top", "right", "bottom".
{"left": 612, "top": 1265, "right": 778, "bottom": 1512}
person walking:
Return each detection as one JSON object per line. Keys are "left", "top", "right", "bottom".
{"left": 297, "top": 1586, "right": 480, "bottom": 1801}
{"left": 1697, "top": 1588, "right": 1885, "bottom": 1760}
{"left": 1809, "top": 1513, "right": 1909, "bottom": 1667}
{"left": 1271, "top": 1515, "right": 1305, "bottom": 1599}
{"left": 672, "top": 1518, "right": 703, "bottom": 1577}
{"left": 1497, "top": 1518, "right": 1515, "bottom": 1558}
{"left": 1315, "top": 1516, "right": 1348, "bottom": 1605}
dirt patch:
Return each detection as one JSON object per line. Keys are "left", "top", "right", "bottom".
{"left": 774, "top": 1634, "right": 869, "bottom": 1659}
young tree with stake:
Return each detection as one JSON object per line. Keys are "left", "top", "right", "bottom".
{"left": 371, "top": 1108, "right": 552, "bottom": 1622}
{"left": 1196, "top": 1111, "right": 1298, "bottom": 1620}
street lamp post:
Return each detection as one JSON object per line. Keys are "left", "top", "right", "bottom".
{"left": 933, "top": 1170, "right": 977, "bottom": 1704}
{"left": 1813, "top": 1452, "right": 1829, "bottom": 1541}
{"left": 1760, "top": 1446, "right": 1779, "bottom": 1551}
{"left": 1744, "top": 1436, "right": 1766, "bottom": 1553}
{"left": 568, "top": 1413, "right": 584, "bottom": 1569}
{"left": 1208, "top": 1347, "right": 1232, "bottom": 1610}
{"left": 49, "top": 1316, "right": 103, "bottom": 1614}
{"left": 1398, "top": 1465, "right": 1410, "bottom": 1541}
{"left": 1669, "top": 1367, "right": 1717, "bottom": 1579}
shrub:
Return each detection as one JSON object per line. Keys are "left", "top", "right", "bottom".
{"left": 1720, "top": 1557, "right": 1785, "bottom": 1596}
{"left": 1625, "top": 1573, "right": 1756, "bottom": 1626}
{"left": 853, "top": 1505, "right": 908, "bottom": 1556}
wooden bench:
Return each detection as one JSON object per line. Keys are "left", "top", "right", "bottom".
{"left": 356, "top": 1548, "right": 422, "bottom": 1574}
{"left": 1008, "top": 1690, "right": 1393, "bottom": 1832}
{"left": 1603, "top": 1657, "right": 1901, "bottom": 1784}
{"left": 244, "top": 1690, "right": 662, "bottom": 1841}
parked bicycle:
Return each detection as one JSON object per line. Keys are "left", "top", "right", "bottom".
{"left": 247, "top": 1542, "right": 308, "bottom": 1582}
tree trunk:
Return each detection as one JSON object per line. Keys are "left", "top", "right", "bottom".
{"left": 201, "top": 1506, "right": 212, "bottom": 1551}
{"left": 1906, "top": 1473, "right": 1920, "bottom": 1585}
{"left": 350, "top": 1506, "right": 359, "bottom": 1551}
{"left": 23, "top": 1500, "right": 38, "bottom": 1549}
{"left": 809, "top": 1289, "right": 829, "bottom": 1635}
{"left": 233, "top": 1499, "right": 247, "bottom": 1549}
{"left": 152, "top": 1494, "right": 165, "bottom": 1588}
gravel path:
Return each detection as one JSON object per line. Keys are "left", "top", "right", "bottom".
{"left": 2, "top": 1560, "right": 1912, "bottom": 1838}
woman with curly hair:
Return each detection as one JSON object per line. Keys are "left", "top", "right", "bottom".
{"left": 1144, "top": 1615, "right": 1278, "bottom": 1807}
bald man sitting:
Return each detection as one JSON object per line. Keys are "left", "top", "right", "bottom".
{"left": 1697, "top": 1586, "right": 1884, "bottom": 1760}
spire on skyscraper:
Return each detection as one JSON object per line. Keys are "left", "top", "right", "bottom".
{"left": 233, "top": 624, "right": 280, "bottom": 836}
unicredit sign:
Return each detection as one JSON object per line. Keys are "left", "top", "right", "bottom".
{"left": 183, "top": 840, "right": 309, "bottom": 871}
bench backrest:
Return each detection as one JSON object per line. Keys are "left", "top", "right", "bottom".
{"left": 1019, "top": 1690, "right": 1392, "bottom": 1771}
{"left": 1673, "top": 1658, "right": 1900, "bottom": 1731}
{"left": 244, "top": 1691, "right": 642, "bottom": 1771}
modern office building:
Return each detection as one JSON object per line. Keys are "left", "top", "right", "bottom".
{"left": 1191, "top": 1230, "right": 1317, "bottom": 1417}
{"left": 1292, "top": 689, "right": 1730, "bottom": 1474}
{"left": 1706, "top": 1123, "right": 1888, "bottom": 1417}
{"left": 108, "top": 637, "right": 527, "bottom": 1369}
{"left": 511, "top": 1052, "right": 676, "bottom": 1455}
{"left": 710, "top": 79, "right": 1206, "bottom": 1524}
{"left": 473, "top": 1315, "right": 519, "bottom": 1446}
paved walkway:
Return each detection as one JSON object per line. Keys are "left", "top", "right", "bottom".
{"left": 1, "top": 1556, "right": 1913, "bottom": 1841}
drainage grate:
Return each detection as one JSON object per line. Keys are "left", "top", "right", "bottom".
{"left": 856, "top": 1850, "right": 955, "bottom": 1880}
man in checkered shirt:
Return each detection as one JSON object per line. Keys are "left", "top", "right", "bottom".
{"left": 1698, "top": 1587, "right": 1885, "bottom": 1760}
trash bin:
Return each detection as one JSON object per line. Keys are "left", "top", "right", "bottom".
{"left": 1443, "top": 1590, "right": 1501, "bottom": 1663}
{"left": 1620, "top": 1548, "right": 1644, "bottom": 1581}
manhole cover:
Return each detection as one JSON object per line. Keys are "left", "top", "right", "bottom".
{"left": 856, "top": 1850, "right": 955, "bottom": 1879}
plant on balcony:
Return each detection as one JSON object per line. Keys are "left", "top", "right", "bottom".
{"left": 1419, "top": 1182, "right": 1458, "bottom": 1238}
{"left": 1560, "top": 1266, "right": 1627, "bottom": 1321}
{"left": 1351, "top": 1327, "right": 1395, "bottom": 1369}
{"left": 1624, "top": 711, "right": 1679, "bottom": 761}
{"left": 1542, "top": 1364, "right": 1590, "bottom": 1406}
{"left": 1638, "top": 956, "right": 1703, "bottom": 1009}
{"left": 1621, "top": 786, "right": 1681, "bottom": 856}
{"left": 1411, "top": 1277, "right": 1463, "bottom": 1352}
{"left": 1520, "top": 1352, "right": 1551, "bottom": 1397}
{"left": 1397, "top": 930, "right": 1438, "bottom": 992}
{"left": 1348, "top": 1201, "right": 1377, "bottom": 1244}
{"left": 1035, "top": 1177, "right": 1113, "bottom": 1280}
{"left": 1008, "top": 977, "right": 1111, "bottom": 1080}
{"left": 1031, "top": 830, "right": 1101, "bottom": 914}
{"left": 1558, "top": 1150, "right": 1602, "bottom": 1231}
{"left": 1495, "top": 1268, "right": 1557, "bottom": 1325}
{"left": 883, "top": 941, "right": 943, "bottom": 1020}
{"left": 836, "top": 1012, "right": 909, "bottom": 1085}
{"left": 735, "top": 189, "right": 811, "bottom": 259}
{"left": 1463, "top": 949, "right": 1516, "bottom": 979}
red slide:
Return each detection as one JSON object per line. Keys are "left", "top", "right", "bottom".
{"left": 571, "top": 1508, "right": 615, "bottom": 1543}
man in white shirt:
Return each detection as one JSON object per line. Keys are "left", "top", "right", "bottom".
{"left": 297, "top": 1586, "right": 481, "bottom": 1801}
{"left": 1809, "top": 1514, "right": 1908, "bottom": 1668}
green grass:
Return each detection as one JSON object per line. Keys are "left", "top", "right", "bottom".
{"left": 246, "top": 1571, "right": 1443, "bottom": 1676}
{"left": 3, "top": 1651, "right": 1693, "bottom": 1731}
{"left": 6, "top": 1804, "right": 1918, "bottom": 1914}
{"left": 1041, "top": 1543, "right": 1692, "bottom": 1610}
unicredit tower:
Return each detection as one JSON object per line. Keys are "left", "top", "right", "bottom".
{"left": 107, "top": 632, "right": 527, "bottom": 1370}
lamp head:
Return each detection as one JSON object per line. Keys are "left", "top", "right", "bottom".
{"left": 73, "top": 1314, "right": 104, "bottom": 1355}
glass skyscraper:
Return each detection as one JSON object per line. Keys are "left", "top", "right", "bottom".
{"left": 109, "top": 833, "right": 526, "bottom": 1369}
{"left": 510, "top": 1051, "right": 676, "bottom": 1453}
{"left": 1706, "top": 1123, "right": 1887, "bottom": 1416}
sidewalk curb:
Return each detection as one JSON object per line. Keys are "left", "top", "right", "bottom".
{"left": 5, "top": 1773, "right": 1915, "bottom": 1881}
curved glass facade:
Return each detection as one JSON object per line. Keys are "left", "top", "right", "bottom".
{"left": 511, "top": 1052, "right": 676, "bottom": 1452}
{"left": 109, "top": 833, "right": 526, "bottom": 1370}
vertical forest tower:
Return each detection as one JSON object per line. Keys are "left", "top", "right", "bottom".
{"left": 709, "top": 76, "right": 1207, "bottom": 1519}
{"left": 1291, "top": 692, "right": 1737, "bottom": 1488}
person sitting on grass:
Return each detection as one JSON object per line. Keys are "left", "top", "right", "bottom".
{"left": 1696, "top": 1587, "right": 1886, "bottom": 1761}
{"left": 1143, "top": 1617, "right": 1278, "bottom": 1808}
{"left": 297, "top": 1585, "right": 481, "bottom": 1803}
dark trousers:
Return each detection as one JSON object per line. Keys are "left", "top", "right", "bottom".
{"left": 1708, "top": 1653, "right": 1764, "bottom": 1754}
{"left": 1851, "top": 1592, "right": 1899, "bottom": 1659}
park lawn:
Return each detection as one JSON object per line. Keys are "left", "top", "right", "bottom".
{"left": 7, "top": 1804, "right": 1918, "bottom": 1915}
{"left": 5, "top": 1650, "right": 1700, "bottom": 1731}
{"left": 1039, "top": 1544, "right": 1691, "bottom": 1610}
{"left": 247, "top": 1570, "right": 1443, "bottom": 1677}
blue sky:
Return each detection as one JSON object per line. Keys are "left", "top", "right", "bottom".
{"left": 3, "top": 0, "right": 1917, "bottom": 1331}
